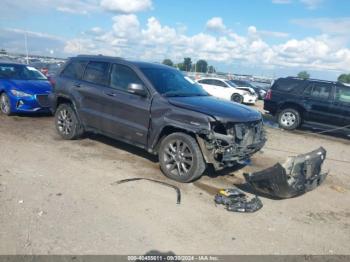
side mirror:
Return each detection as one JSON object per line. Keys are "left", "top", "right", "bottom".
{"left": 127, "top": 83, "right": 147, "bottom": 97}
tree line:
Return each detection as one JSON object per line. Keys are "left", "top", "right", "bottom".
{"left": 162, "top": 58, "right": 216, "bottom": 73}
{"left": 296, "top": 71, "right": 350, "bottom": 84}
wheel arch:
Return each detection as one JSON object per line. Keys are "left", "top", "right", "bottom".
{"left": 152, "top": 125, "right": 197, "bottom": 154}
{"left": 278, "top": 102, "right": 306, "bottom": 117}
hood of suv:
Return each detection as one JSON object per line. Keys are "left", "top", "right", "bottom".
{"left": 167, "top": 96, "right": 261, "bottom": 123}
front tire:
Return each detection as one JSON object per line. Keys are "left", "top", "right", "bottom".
{"left": 159, "top": 132, "right": 206, "bottom": 183}
{"left": 55, "top": 103, "right": 84, "bottom": 140}
{"left": 278, "top": 108, "right": 301, "bottom": 130}
{"left": 231, "top": 93, "right": 243, "bottom": 103}
{"left": 0, "top": 93, "right": 12, "bottom": 115}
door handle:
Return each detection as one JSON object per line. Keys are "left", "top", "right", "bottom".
{"left": 105, "top": 92, "right": 117, "bottom": 97}
{"left": 74, "top": 83, "right": 81, "bottom": 88}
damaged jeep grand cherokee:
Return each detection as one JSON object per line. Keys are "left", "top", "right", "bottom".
{"left": 50, "top": 55, "right": 266, "bottom": 182}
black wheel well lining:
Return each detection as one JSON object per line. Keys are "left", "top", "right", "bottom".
{"left": 278, "top": 102, "right": 305, "bottom": 117}
{"left": 154, "top": 126, "right": 197, "bottom": 153}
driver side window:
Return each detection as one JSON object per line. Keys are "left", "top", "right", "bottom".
{"left": 110, "top": 64, "right": 143, "bottom": 91}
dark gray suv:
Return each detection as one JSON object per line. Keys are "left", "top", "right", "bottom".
{"left": 50, "top": 55, "right": 266, "bottom": 182}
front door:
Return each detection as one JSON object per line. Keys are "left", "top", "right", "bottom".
{"left": 303, "top": 82, "right": 334, "bottom": 125}
{"left": 332, "top": 85, "right": 350, "bottom": 127}
{"left": 100, "top": 63, "right": 151, "bottom": 147}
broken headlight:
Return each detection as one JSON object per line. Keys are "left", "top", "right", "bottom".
{"left": 226, "top": 127, "right": 235, "bottom": 137}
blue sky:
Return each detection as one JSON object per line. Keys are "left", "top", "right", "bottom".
{"left": 1, "top": 0, "right": 350, "bottom": 80}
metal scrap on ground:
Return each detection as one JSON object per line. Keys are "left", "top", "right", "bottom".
{"left": 112, "top": 178, "right": 181, "bottom": 204}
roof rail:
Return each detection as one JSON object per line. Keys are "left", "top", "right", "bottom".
{"left": 76, "top": 54, "right": 124, "bottom": 60}
{"left": 286, "top": 76, "right": 337, "bottom": 84}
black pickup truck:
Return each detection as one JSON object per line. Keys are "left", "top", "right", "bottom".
{"left": 49, "top": 55, "right": 266, "bottom": 182}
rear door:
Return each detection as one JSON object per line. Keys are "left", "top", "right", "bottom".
{"left": 197, "top": 79, "right": 216, "bottom": 94}
{"left": 99, "top": 63, "right": 151, "bottom": 147}
{"left": 78, "top": 61, "right": 111, "bottom": 129}
{"left": 211, "top": 79, "right": 230, "bottom": 99}
{"left": 303, "top": 82, "right": 334, "bottom": 125}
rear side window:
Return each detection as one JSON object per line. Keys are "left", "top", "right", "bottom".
{"left": 272, "top": 79, "right": 304, "bottom": 93}
{"left": 335, "top": 85, "right": 350, "bottom": 104}
{"left": 83, "top": 62, "right": 110, "bottom": 86}
{"left": 110, "top": 64, "right": 142, "bottom": 91}
{"left": 61, "top": 60, "right": 87, "bottom": 79}
{"left": 198, "top": 79, "right": 211, "bottom": 85}
{"left": 309, "top": 83, "right": 331, "bottom": 100}
{"left": 212, "top": 80, "right": 228, "bottom": 87}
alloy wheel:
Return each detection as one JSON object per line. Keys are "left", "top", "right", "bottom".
{"left": 0, "top": 94, "right": 10, "bottom": 114}
{"left": 163, "top": 139, "right": 193, "bottom": 177}
{"left": 57, "top": 108, "right": 73, "bottom": 135}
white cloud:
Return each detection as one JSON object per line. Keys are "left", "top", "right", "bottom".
{"left": 292, "top": 17, "right": 350, "bottom": 36}
{"left": 272, "top": 0, "right": 323, "bottom": 9}
{"left": 100, "top": 0, "right": 152, "bottom": 13}
{"left": 248, "top": 26, "right": 289, "bottom": 38}
{"left": 206, "top": 17, "right": 226, "bottom": 32}
{"left": 272, "top": 0, "right": 292, "bottom": 4}
{"left": 0, "top": 28, "right": 65, "bottom": 56}
{"left": 61, "top": 16, "right": 350, "bottom": 74}
{"left": 56, "top": 6, "right": 89, "bottom": 15}
{"left": 300, "top": 0, "right": 323, "bottom": 9}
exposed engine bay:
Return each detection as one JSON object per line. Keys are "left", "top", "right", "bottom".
{"left": 197, "top": 120, "right": 266, "bottom": 170}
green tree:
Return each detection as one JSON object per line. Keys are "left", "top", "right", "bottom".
{"left": 162, "top": 59, "right": 174, "bottom": 67}
{"left": 177, "top": 63, "right": 185, "bottom": 71}
{"left": 208, "top": 65, "right": 216, "bottom": 74}
{"left": 297, "top": 71, "right": 310, "bottom": 80}
{"left": 338, "top": 73, "right": 350, "bottom": 84}
{"left": 183, "top": 57, "right": 192, "bottom": 72}
{"left": 196, "top": 60, "right": 208, "bottom": 73}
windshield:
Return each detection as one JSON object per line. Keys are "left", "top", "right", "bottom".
{"left": 141, "top": 68, "right": 208, "bottom": 97}
{"left": 227, "top": 81, "right": 238, "bottom": 87}
{"left": 0, "top": 64, "right": 47, "bottom": 80}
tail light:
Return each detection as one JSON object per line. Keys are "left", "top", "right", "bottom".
{"left": 265, "top": 89, "right": 272, "bottom": 100}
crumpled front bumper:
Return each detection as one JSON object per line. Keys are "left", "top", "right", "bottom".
{"left": 244, "top": 147, "right": 328, "bottom": 199}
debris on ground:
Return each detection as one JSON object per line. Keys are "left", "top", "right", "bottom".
{"left": 112, "top": 178, "right": 181, "bottom": 204}
{"left": 244, "top": 147, "right": 328, "bottom": 199}
{"left": 214, "top": 188, "right": 263, "bottom": 213}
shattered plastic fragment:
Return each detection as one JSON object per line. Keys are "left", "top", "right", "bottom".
{"left": 214, "top": 188, "right": 263, "bottom": 213}
{"left": 244, "top": 147, "right": 328, "bottom": 199}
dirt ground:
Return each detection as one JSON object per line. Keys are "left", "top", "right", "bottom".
{"left": 1, "top": 101, "right": 350, "bottom": 255}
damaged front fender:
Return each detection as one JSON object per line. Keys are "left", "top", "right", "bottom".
{"left": 244, "top": 147, "right": 328, "bottom": 199}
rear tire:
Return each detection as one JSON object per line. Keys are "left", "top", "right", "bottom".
{"left": 0, "top": 93, "right": 12, "bottom": 116}
{"left": 231, "top": 93, "right": 243, "bottom": 103}
{"left": 55, "top": 103, "right": 84, "bottom": 140}
{"left": 278, "top": 108, "right": 301, "bottom": 130}
{"left": 159, "top": 132, "right": 206, "bottom": 183}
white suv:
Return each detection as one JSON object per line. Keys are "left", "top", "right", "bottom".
{"left": 196, "top": 78, "right": 257, "bottom": 104}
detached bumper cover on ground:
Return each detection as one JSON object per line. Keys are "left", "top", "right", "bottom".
{"left": 244, "top": 147, "right": 328, "bottom": 199}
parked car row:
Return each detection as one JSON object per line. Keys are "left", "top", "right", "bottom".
{"left": 196, "top": 77, "right": 258, "bottom": 104}
{"left": 0, "top": 57, "right": 266, "bottom": 182}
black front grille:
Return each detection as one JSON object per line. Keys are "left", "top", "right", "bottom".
{"left": 36, "top": 94, "right": 50, "bottom": 107}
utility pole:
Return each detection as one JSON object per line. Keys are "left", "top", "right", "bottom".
{"left": 24, "top": 32, "right": 29, "bottom": 64}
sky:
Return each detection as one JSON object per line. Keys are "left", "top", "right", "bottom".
{"left": 0, "top": 0, "right": 350, "bottom": 80}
